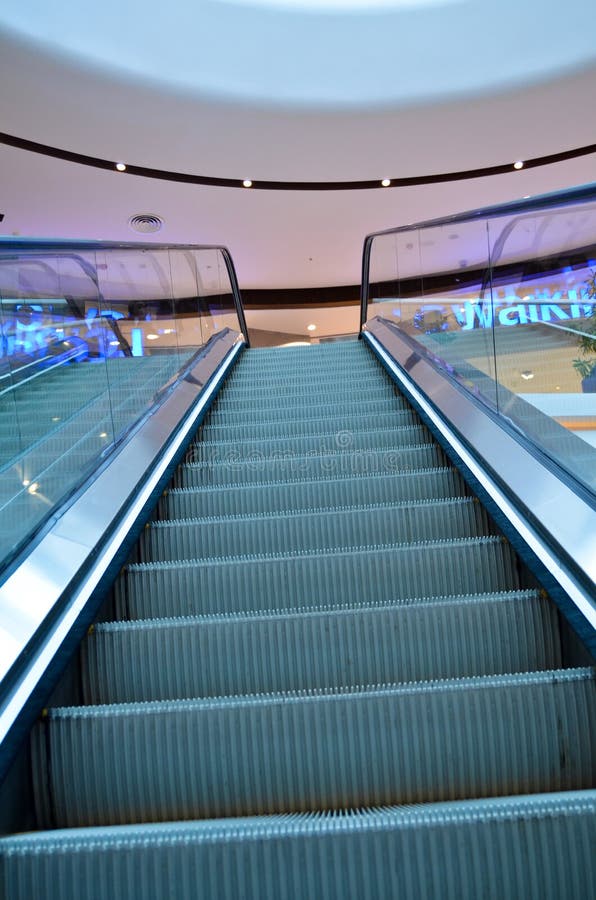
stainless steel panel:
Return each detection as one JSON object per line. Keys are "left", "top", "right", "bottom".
{"left": 0, "top": 333, "right": 244, "bottom": 746}
{"left": 363, "top": 319, "right": 596, "bottom": 637}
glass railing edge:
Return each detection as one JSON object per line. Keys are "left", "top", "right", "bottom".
{"left": 0, "top": 332, "right": 244, "bottom": 782}
{"left": 362, "top": 319, "right": 596, "bottom": 651}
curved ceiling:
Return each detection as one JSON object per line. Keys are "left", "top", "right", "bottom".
{"left": 2, "top": 0, "right": 596, "bottom": 110}
{"left": 1, "top": 1, "right": 596, "bottom": 290}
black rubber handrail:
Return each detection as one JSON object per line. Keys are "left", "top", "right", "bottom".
{"left": 360, "top": 180, "right": 596, "bottom": 330}
{"left": 0, "top": 239, "right": 250, "bottom": 348}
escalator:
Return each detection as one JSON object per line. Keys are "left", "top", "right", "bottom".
{"left": 1, "top": 338, "right": 594, "bottom": 898}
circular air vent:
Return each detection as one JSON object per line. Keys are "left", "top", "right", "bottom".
{"left": 128, "top": 214, "right": 164, "bottom": 234}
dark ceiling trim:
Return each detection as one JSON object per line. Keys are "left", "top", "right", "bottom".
{"left": 243, "top": 285, "right": 361, "bottom": 305}
{"left": 2, "top": 131, "right": 596, "bottom": 191}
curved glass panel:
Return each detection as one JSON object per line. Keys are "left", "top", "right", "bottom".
{"left": 363, "top": 184, "right": 596, "bottom": 494}
{"left": 0, "top": 240, "right": 245, "bottom": 572}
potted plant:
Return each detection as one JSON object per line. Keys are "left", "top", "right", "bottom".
{"left": 572, "top": 270, "right": 596, "bottom": 392}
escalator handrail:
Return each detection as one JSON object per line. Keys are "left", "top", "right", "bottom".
{"left": 362, "top": 319, "right": 596, "bottom": 648}
{"left": 0, "top": 240, "right": 250, "bottom": 348}
{"left": 359, "top": 180, "right": 596, "bottom": 330}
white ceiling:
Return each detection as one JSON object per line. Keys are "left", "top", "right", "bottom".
{"left": 1, "top": 0, "right": 596, "bottom": 291}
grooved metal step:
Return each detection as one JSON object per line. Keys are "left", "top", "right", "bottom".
{"left": 208, "top": 396, "right": 409, "bottom": 425}
{"left": 115, "top": 536, "right": 520, "bottom": 619}
{"left": 199, "top": 406, "right": 420, "bottom": 441}
{"left": 83, "top": 590, "right": 561, "bottom": 704}
{"left": 140, "top": 497, "right": 495, "bottom": 562}
{"left": 174, "top": 442, "right": 446, "bottom": 487}
{"left": 31, "top": 669, "right": 595, "bottom": 827}
{"left": 158, "top": 467, "right": 468, "bottom": 519}
{"left": 3, "top": 793, "right": 594, "bottom": 900}
{"left": 188, "top": 424, "right": 430, "bottom": 463}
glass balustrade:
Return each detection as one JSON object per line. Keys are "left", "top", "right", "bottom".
{"left": 362, "top": 184, "right": 596, "bottom": 495}
{"left": 0, "top": 240, "right": 246, "bottom": 571}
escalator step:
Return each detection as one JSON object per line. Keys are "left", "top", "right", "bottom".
{"left": 115, "top": 535, "right": 519, "bottom": 620}
{"left": 225, "top": 363, "right": 383, "bottom": 383}
{"left": 158, "top": 467, "right": 468, "bottom": 519}
{"left": 216, "top": 382, "right": 394, "bottom": 404}
{"left": 82, "top": 590, "right": 561, "bottom": 704}
{"left": 174, "top": 443, "right": 446, "bottom": 487}
{"left": 188, "top": 425, "right": 429, "bottom": 463}
{"left": 140, "top": 497, "right": 494, "bottom": 562}
{"left": 31, "top": 669, "right": 595, "bottom": 827}
{"left": 209, "top": 396, "right": 409, "bottom": 425}
{"left": 214, "top": 377, "right": 397, "bottom": 401}
{"left": 199, "top": 407, "right": 420, "bottom": 441}
{"left": 3, "top": 792, "right": 594, "bottom": 900}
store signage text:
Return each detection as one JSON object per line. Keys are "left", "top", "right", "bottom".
{"left": 458, "top": 297, "right": 594, "bottom": 330}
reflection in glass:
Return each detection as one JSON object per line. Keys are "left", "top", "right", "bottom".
{"left": 0, "top": 251, "right": 111, "bottom": 562}
{"left": 0, "top": 242, "right": 244, "bottom": 571}
{"left": 363, "top": 189, "right": 596, "bottom": 493}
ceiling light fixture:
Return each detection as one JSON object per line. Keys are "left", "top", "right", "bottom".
{"left": 3, "top": 133, "right": 596, "bottom": 190}
{"left": 381, "top": 179, "right": 391, "bottom": 187}
{"left": 242, "top": 179, "right": 253, "bottom": 188}
{"left": 115, "top": 162, "right": 127, "bottom": 172}
{"left": 520, "top": 371, "right": 534, "bottom": 380}
{"left": 513, "top": 160, "right": 524, "bottom": 170}
{"left": 307, "top": 324, "right": 317, "bottom": 331}
{"left": 129, "top": 214, "right": 163, "bottom": 234}
{"left": 146, "top": 333, "right": 159, "bottom": 340}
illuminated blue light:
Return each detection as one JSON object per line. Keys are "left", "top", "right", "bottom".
{"left": 131, "top": 328, "right": 144, "bottom": 357}
{"left": 459, "top": 299, "right": 594, "bottom": 330}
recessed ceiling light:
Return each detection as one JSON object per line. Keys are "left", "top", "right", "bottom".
{"left": 381, "top": 179, "right": 391, "bottom": 187}
{"left": 109, "top": 340, "right": 120, "bottom": 346}
{"left": 513, "top": 161, "right": 524, "bottom": 170}
{"left": 115, "top": 162, "right": 127, "bottom": 172}
{"left": 520, "top": 371, "right": 534, "bottom": 380}
{"left": 22, "top": 479, "right": 30, "bottom": 487}
{"left": 147, "top": 333, "right": 159, "bottom": 340}
{"left": 307, "top": 324, "right": 317, "bottom": 331}
{"left": 27, "top": 482, "right": 39, "bottom": 494}
{"left": 243, "top": 179, "right": 253, "bottom": 188}
{"left": 523, "top": 195, "right": 531, "bottom": 199}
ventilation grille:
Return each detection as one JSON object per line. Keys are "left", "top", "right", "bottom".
{"left": 129, "top": 214, "right": 163, "bottom": 234}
